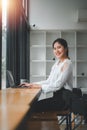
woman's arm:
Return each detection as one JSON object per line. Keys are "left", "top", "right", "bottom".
{"left": 43, "top": 61, "right": 73, "bottom": 92}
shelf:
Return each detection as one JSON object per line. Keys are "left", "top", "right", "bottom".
{"left": 68, "top": 45, "right": 75, "bottom": 48}
{"left": 77, "top": 45, "right": 87, "bottom": 47}
{"left": 31, "top": 45, "right": 46, "bottom": 47}
{"left": 77, "top": 60, "right": 87, "bottom": 62}
{"left": 30, "top": 30, "right": 87, "bottom": 88}
{"left": 77, "top": 75, "right": 87, "bottom": 78}
{"left": 30, "top": 75, "right": 46, "bottom": 77}
{"left": 46, "top": 31, "right": 61, "bottom": 46}
{"left": 46, "top": 45, "right": 52, "bottom": 47}
{"left": 46, "top": 59, "right": 55, "bottom": 62}
{"left": 61, "top": 31, "right": 76, "bottom": 45}
{"left": 31, "top": 60, "right": 46, "bottom": 62}
{"left": 31, "top": 60, "right": 55, "bottom": 62}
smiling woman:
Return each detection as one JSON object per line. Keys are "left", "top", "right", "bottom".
{"left": 21, "top": 38, "right": 73, "bottom": 112}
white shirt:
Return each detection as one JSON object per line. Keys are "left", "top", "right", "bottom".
{"left": 36, "top": 59, "right": 73, "bottom": 100}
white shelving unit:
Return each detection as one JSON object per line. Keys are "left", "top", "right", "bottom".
{"left": 30, "top": 31, "right": 46, "bottom": 82}
{"left": 30, "top": 30, "right": 87, "bottom": 88}
{"left": 76, "top": 31, "right": 87, "bottom": 88}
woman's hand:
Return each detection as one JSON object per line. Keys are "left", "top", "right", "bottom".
{"left": 19, "top": 82, "right": 41, "bottom": 89}
{"left": 29, "top": 84, "right": 41, "bottom": 89}
{"left": 19, "top": 82, "right": 31, "bottom": 88}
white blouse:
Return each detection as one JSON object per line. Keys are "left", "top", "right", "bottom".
{"left": 36, "top": 59, "right": 73, "bottom": 100}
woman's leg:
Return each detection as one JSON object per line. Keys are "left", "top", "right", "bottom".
{"left": 33, "top": 89, "right": 65, "bottom": 112}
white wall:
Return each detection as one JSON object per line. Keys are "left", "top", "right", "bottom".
{"left": 29, "top": 0, "right": 87, "bottom": 30}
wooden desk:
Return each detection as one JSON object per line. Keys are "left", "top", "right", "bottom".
{"left": 0, "top": 88, "right": 41, "bottom": 130}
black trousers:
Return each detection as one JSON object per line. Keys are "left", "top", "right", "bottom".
{"left": 33, "top": 88, "right": 71, "bottom": 112}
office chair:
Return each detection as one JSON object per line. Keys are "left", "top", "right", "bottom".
{"left": 29, "top": 89, "right": 72, "bottom": 130}
{"left": 71, "top": 88, "right": 87, "bottom": 130}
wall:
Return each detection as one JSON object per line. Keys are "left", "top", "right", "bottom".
{"left": 29, "top": 0, "right": 87, "bottom": 30}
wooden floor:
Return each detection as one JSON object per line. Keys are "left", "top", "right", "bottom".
{"left": 26, "top": 112, "right": 87, "bottom": 130}
{"left": 27, "top": 120, "right": 87, "bottom": 130}
{"left": 27, "top": 120, "right": 60, "bottom": 130}
{"left": 60, "top": 124, "right": 87, "bottom": 130}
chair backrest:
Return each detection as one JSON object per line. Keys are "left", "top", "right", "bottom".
{"left": 72, "top": 88, "right": 82, "bottom": 98}
{"left": 6, "top": 70, "right": 15, "bottom": 87}
{"left": 71, "top": 88, "right": 87, "bottom": 115}
{"left": 62, "top": 89, "right": 72, "bottom": 110}
{"left": 82, "top": 94, "right": 87, "bottom": 100}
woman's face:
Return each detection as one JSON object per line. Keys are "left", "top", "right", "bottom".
{"left": 53, "top": 42, "right": 67, "bottom": 59}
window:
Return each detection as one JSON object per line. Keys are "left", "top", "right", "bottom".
{"left": 1, "top": 0, "right": 7, "bottom": 89}
{"left": 0, "top": 0, "right": 30, "bottom": 89}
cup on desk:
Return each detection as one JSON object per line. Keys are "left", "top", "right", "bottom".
{"left": 20, "top": 79, "right": 27, "bottom": 84}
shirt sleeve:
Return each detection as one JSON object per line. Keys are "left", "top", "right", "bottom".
{"left": 34, "top": 62, "right": 56, "bottom": 88}
{"left": 41, "top": 61, "right": 73, "bottom": 93}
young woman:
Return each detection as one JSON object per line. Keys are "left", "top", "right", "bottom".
{"left": 21, "top": 38, "right": 73, "bottom": 112}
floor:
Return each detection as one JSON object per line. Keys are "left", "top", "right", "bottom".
{"left": 60, "top": 124, "right": 87, "bottom": 130}
{"left": 27, "top": 120, "right": 87, "bottom": 130}
{"left": 27, "top": 121, "right": 60, "bottom": 130}
{"left": 20, "top": 112, "right": 87, "bottom": 130}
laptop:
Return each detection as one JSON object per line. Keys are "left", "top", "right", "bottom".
{"left": 6, "top": 70, "right": 15, "bottom": 88}
{"left": 6, "top": 70, "right": 28, "bottom": 88}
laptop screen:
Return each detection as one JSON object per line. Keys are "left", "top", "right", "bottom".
{"left": 6, "top": 70, "right": 15, "bottom": 87}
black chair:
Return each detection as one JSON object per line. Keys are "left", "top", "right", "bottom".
{"left": 56, "top": 88, "right": 73, "bottom": 130}
{"left": 29, "top": 89, "right": 72, "bottom": 130}
{"left": 71, "top": 88, "right": 87, "bottom": 130}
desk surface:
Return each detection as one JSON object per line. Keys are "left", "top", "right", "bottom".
{"left": 0, "top": 88, "right": 41, "bottom": 130}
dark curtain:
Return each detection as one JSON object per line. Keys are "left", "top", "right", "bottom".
{"left": 0, "top": 1, "right": 2, "bottom": 89}
{"left": 6, "top": 0, "right": 30, "bottom": 86}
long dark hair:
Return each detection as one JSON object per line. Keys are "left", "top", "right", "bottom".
{"left": 52, "top": 38, "right": 69, "bottom": 58}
